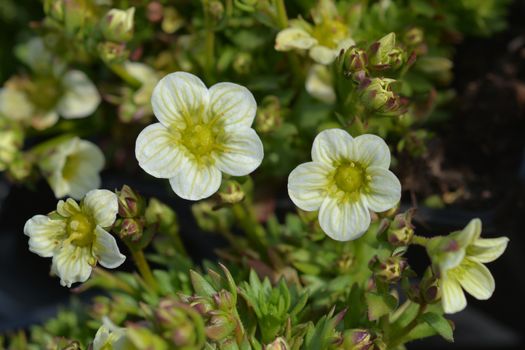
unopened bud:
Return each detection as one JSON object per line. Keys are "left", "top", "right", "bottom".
{"left": 213, "top": 290, "right": 235, "bottom": 311}
{"left": 342, "top": 329, "right": 373, "bottom": 350}
{"left": 359, "top": 78, "right": 400, "bottom": 114}
{"left": 156, "top": 299, "right": 204, "bottom": 347}
{"left": 208, "top": 0, "right": 225, "bottom": 22}
{"left": 206, "top": 313, "right": 236, "bottom": 341}
{"left": 256, "top": 96, "right": 282, "bottom": 133}
{"left": 344, "top": 47, "right": 368, "bottom": 74}
{"left": 98, "top": 42, "right": 129, "bottom": 64}
{"left": 114, "top": 217, "right": 144, "bottom": 242}
{"left": 233, "top": 52, "right": 253, "bottom": 75}
{"left": 369, "top": 33, "right": 405, "bottom": 71}
{"left": 117, "top": 185, "right": 144, "bottom": 218}
{"left": 369, "top": 255, "right": 408, "bottom": 283}
{"left": 101, "top": 7, "right": 135, "bottom": 42}
{"left": 387, "top": 210, "right": 415, "bottom": 246}
{"left": 0, "top": 121, "right": 24, "bottom": 172}
{"left": 404, "top": 27, "right": 424, "bottom": 47}
{"left": 218, "top": 181, "right": 245, "bottom": 204}
{"left": 265, "top": 337, "right": 289, "bottom": 350}
{"left": 7, "top": 153, "right": 32, "bottom": 182}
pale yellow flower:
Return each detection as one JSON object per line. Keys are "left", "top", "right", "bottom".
{"left": 288, "top": 129, "right": 401, "bottom": 241}
{"left": 428, "top": 218, "right": 509, "bottom": 314}
{"left": 24, "top": 190, "right": 126, "bottom": 287}
{"left": 135, "top": 72, "right": 264, "bottom": 200}
{"left": 38, "top": 137, "right": 105, "bottom": 200}
{"left": 305, "top": 64, "right": 336, "bottom": 104}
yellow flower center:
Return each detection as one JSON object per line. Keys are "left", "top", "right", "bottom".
{"left": 312, "top": 20, "right": 348, "bottom": 48}
{"left": 180, "top": 123, "right": 216, "bottom": 156}
{"left": 67, "top": 213, "right": 95, "bottom": 247}
{"left": 334, "top": 162, "right": 364, "bottom": 193}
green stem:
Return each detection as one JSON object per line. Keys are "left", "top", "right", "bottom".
{"left": 232, "top": 202, "right": 266, "bottom": 249}
{"left": 412, "top": 235, "right": 430, "bottom": 247}
{"left": 202, "top": 0, "right": 216, "bottom": 81}
{"left": 274, "top": 0, "right": 288, "bottom": 28}
{"left": 130, "top": 248, "right": 158, "bottom": 291}
{"left": 108, "top": 64, "right": 142, "bottom": 88}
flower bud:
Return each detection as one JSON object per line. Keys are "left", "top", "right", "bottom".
{"left": 101, "top": 7, "right": 135, "bottom": 42}
{"left": 359, "top": 78, "right": 400, "bottom": 114}
{"left": 368, "top": 33, "right": 405, "bottom": 71}
{"left": 386, "top": 210, "right": 415, "bottom": 246}
{"left": 369, "top": 255, "right": 407, "bottom": 283}
{"left": 156, "top": 298, "right": 205, "bottom": 347}
{"left": 404, "top": 27, "right": 424, "bottom": 47}
{"left": 7, "top": 153, "right": 32, "bottom": 182}
{"left": 98, "top": 42, "right": 129, "bottom": 64}
{"left": 213, "top": 290, "right": 235, "bottom": 311}
{"left": 342, "top": 329, "right": 373, "bottom": 350}
{"left": 265, "top": 337, "right": 289, "bottom": 350}
{"left": 114, "top": 217, "right": 145, "bottom": 242}
{"left": 0, "top": 121, "right": 24, "bottom": 172}
{"left": 218, "top": 181, "right": 245, "bottom": 204}
{"left": 233, "top": 52, "right": 253, "bottom": 75}
{"left": 117, "top": 185, "right": 145, "bottom": 218}
{"left": 208, "top": 0, "right": 225, "bottom": 22}
{"left": 256, "top": 96, "right": 282, "bottom": 133}
{"left": 344, "top": 47, "right": 368, "bottom": 75}
{"left": 162, "top": 7, "right": 184, "bottom": 34}
{"left": 206, "top": 313, "right": 236, "bottom": 341}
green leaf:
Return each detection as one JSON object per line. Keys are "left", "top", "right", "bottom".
{"left": 365, "top": 292, "right": 397, "bottom": 321}
{"left": 190, "top": 270, "right": 217, "bottom": 298}
{"left": 421, "top": 312, "right": 454, "bottom": 342}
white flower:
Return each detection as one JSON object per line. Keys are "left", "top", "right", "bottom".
{"left": 101, "top": 7, "right": 135, "bottom": 42}
{"left": 427, "top": 218, "right": 509, "bottom": 314}
{"left": 0, "top": 70, "right": 100, "bottom": 129}
{"left": 24, "top": 189, "right": 126, "bottom": 287}
{"left": 93, "top": 318, "right": 132, "bottom": 350}
{"left": 305, "top": 64, "right": 336, "bottom": 104}
{"left": 38, "top": 137, "right": 105, "bottom": 200}
{"left": 275, "top": 19, "right": 354, "bottom": 65}
{"left": 135, "top": 71, "right": 264, "bottom": 200}
{"left": 288, "top": 129, "right": 401, "bottom": 241}
{"left": 0, "top": 87, "right": 34, "bottom": 121}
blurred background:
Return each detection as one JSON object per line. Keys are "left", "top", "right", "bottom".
{"left": 1, "top": 0, "right": 525, "bottom": 349}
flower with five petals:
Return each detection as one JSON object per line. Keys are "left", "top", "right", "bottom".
{"left": 135, "top": 72, "right": 264, "bottom": 200}
{"left": 288, "top": 129, "right": 401, "bottom": 241}
{"left": 24, "top": 189, "right": 126, "bottom": 287}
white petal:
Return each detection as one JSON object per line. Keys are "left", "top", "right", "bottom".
{"left": 93, "top": 226, "right": 126, "bottom": 269}
{"left": 364, "top": 166, "right": 401, "bottom": 212}
{"left": 93, "top": 326, "right": 111, "bottom": 350}
{"left": 169, "top": 163, "right": 221, "bottom": 200}
{"left": 57, "top": 198, "right": 81, "bottom": 217}
{"left": 151, "top": 71, "right": 209, "bottom": 128}
{"left": 24, "top": 215, "right": 67, "bottom": 257}
{"left": 275, "top": 27, "right": 317, "bottom": 51}
{"left": 458, "top": 258, "right": 495, "bottom": 300}
{"left": 135, "top": 123, "right": 189, "bottom": 178}
{"left": 62, "top": 139, "right": 105, "bottom": 200}
{"left": 0, "top": 87, "right": 33, "bottom": 121}
{"left": 311, "top": 128, "right": 353, "bottom": 165}
{"left": 207, "top": 82, "right": 257, "bottom": 130}
{"left": 31, "top": 110, "right": 59, "bottom": 130}
{"left": 318, "top": 197, "right": 371, "bottom": 241}
{"left": 52, "top": 244, "right": 93, "bottom": 287}
{"left": 216, "top": 128, "right": 263, "bottom": 176}
{"left": 455, "top": 218, "right": 482, "bottom": 248}
{"left": 309, "top": 45, "right": 337, "bottom": 65}
{"left": 305, "top": 64, "right": 336, "bottom": 104}
{"left": 83, "top": 189, "right": 118, "bottom": 227}
{"left": 441, "top": 276, "right": 467, "bottom": 314}
{"left": 353, "top": 134, "right": 391, "bottom": 168}
{"left": 288, "top": 162, "right": 331, "bottom": 211}
{"left": 468, "top": 236, "right": 509, "bottom": 263}
{"left": 57, "top": 70, "right": 101, "bottom": 119}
